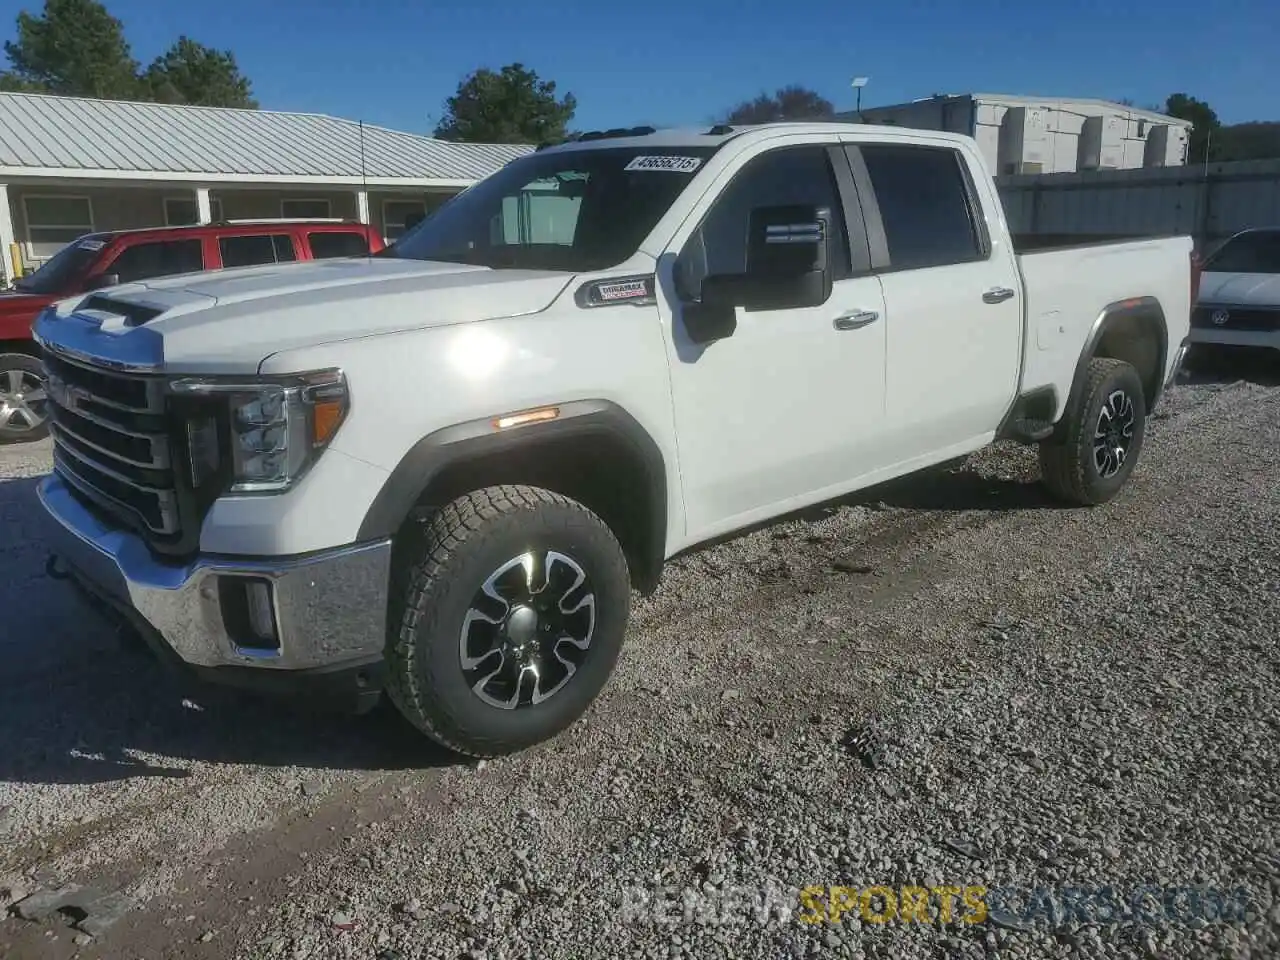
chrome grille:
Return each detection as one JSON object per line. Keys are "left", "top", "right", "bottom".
{"left": 44, "top": 352, "right": 181, "bottom": 537}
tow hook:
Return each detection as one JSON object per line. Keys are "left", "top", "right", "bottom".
{"left": 45, "top": 554, "right": 71, "bottom": 581}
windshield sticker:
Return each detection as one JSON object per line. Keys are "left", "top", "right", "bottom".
{"left": 624, "top": 155, "right": 703, "bottom": 174}
{"left": 77, "top": 239, "right": 105, "bottom": 251}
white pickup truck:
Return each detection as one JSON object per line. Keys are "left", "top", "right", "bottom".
{"left": 33, "top": 121, "right": 1194, "bottom": 757}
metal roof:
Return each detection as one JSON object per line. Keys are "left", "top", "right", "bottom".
{"left": 0, "top": 91, "right": 534, "bottom": 184}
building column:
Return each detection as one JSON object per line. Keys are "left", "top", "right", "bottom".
{"left": 355, "top": 189, "right": 370, "bottom": 225}
{"left": 196, "top": 186, "right": 213, "bottom": 224}
{"left": 0, "top": 184, "right": 18, "bottom": 283}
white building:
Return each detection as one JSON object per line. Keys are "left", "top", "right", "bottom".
{"left": 837, "top": 93, "right": 1192, "bottom": 176}
{"left": 0, "top": 91, "right": 534, "bottom": 282}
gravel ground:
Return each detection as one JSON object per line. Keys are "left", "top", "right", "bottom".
{"left": 1, "top": 362, "right": 1278, "bottom": 960}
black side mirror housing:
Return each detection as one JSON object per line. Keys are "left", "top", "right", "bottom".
{"left": 677, "top": 203, "right": 835, "bottom": 345}
{"left": 84, "top": 273, "right": 120, "bottom": 291}
{"left": 681, "top": 297, "right": 738, "bottom": 345}
{"left": 688, "top": 203, "right": 833, "bottom": 314}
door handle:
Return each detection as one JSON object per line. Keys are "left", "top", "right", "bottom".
{"left": 833, "top": 309, "right": 879, "bottom": 331}
{"left": 983, "top": 286, "right": 1016, "bottom": 304}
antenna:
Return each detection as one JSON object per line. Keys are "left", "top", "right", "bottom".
{"left": 358, "top": 119, "right": 370, "bottom": 260}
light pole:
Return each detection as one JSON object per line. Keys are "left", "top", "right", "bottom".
{"left": 852, "top": 77, "right": 869, "bottom": 120}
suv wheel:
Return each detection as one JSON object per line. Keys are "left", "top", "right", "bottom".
{"left": 386, "top": 484, "right": 631, "bottom": 757}
{"left": 1039, "top": 357, "right": 1147, "bottom": 505}
{"left": 0, "top": 353, "right": 49, "bottom": 444}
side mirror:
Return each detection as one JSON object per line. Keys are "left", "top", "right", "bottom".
{"left": 84, "top": 273, "right": 119, "bottom": 291}
{"left": 694, "top": 204, "right": 834, "bottom": 315}
{"left": 681, "top": 297, "right": 738, "bottom": 345}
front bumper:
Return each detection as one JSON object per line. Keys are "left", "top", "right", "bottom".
{"left": 38, "top": 473, "right": 393, "bottom": 707}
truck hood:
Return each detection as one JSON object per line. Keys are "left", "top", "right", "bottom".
{"left": 36, "top": 257, "right": 577, "bottom": 373}
{"left": 1198, "top": 271, "right": 1280, "bottom": 308}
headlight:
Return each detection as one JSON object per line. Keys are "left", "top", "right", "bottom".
{"left": 170, "top": 369, "right": 348, "bottom": 493}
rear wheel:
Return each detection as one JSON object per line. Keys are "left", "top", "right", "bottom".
{"left": 1039, "top": 357, "right": 1147, "bottom": 506}
{"left": 0, "top": 352, "right": 49, "bottom": 444}
{"left": 386, "top": 484, "right": 631, "bottom": 757}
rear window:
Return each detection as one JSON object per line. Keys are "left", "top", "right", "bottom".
{"left": 308, "top": 231, "right": 370, "bottom": 259}
{"left": 860, "top": 144, "right": 985, "bottom": 271}
{"left": 106, "top": 239, "right": 204, "bottom": 284}
{"left": 1204, "top": 231, "right": 1280, "bottom": 274}
{"left": 219, "top": 234, "right": 296, "bottom": 268}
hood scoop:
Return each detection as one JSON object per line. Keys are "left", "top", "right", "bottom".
{"left": 76, "top": 295, "right": 165, "bottom": 329}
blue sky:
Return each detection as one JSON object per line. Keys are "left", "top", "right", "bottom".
{"left": 1, "top": 0, "right": 1275, "bottom": 132}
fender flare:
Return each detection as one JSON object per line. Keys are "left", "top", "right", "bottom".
{"left": 1070, "top": 296, "right": 1170, "bottom": 413}
{"left": 356, "top": 399, "right": 669, "bottom": 591}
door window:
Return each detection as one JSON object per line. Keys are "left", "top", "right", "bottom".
{"left": 219, "top": 234, "right": 297, "bottom": 268}
{"left": 308, "top": 231, "right": 371, "bottom": 259}
{"left": 677, "top": 146, "right": 852, "bottom": 298}
{"left": 858, "top": 144, "right": 986, "bottom": 270}
{"left": 105, "top": 239, "right": 205, "bottom": 283}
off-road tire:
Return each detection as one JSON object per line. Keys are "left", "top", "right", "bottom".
{"left": 386, "top": 484, "right": 631, "bottom": 758}
{"left": 0, "top": 351, "right": 49, "bottom": 444}
{"left": 1039, "top": 357, "right": 1147, "bottom": 506}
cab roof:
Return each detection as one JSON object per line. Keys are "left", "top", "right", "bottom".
{"left": 532, "top": 120, "right": 976, "bottom": 155}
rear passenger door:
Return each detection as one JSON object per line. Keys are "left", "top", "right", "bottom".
{"left": 843, "top": 138, "right": 1022, "bottom": 465}
{"left": 217, "top": 233, "right": 297, "bottom": 269}
{"left": 101, "top": 238, "right": 205, "bottom": 284}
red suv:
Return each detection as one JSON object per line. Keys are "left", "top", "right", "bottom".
{"left": 0, "top": 220, "right": 385, "bottom": 444}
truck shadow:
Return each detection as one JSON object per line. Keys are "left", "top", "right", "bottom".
{"left": 846, "top": 456, "right": 1056, "bottom": 514}
{"left": 1178, "top": 348, "right": 1280, "bottom": 387}
{"left": 0, "top": 476, "right": 460, "bottom": 787}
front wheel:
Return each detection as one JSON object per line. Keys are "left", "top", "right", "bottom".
{"left": 0, "top": 352, "right": 50, "bottom": 444}
{"left": 386, "top": 484, "right": 631, "bottom": 757}
{"left": 1039, "top": 357, "right": 1147, "bottom": 506}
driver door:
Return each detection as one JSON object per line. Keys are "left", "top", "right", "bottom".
{"left": 658, "top": 140, "right": 890, "bottom": 543}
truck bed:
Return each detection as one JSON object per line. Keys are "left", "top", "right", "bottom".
{"left": 1013, "top": 233, "right": 1194, "bottom": 420}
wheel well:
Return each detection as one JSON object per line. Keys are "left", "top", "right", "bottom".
{"left": 1090, "top": 308, "right": 1165, "bottom": 408}
{"left": 0, "top": 339, "right": 41, "bottom": 359}
{"left": 400, "top": 431, "right": 665, "bottom": 594}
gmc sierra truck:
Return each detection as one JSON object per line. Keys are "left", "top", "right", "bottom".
{"left": 33, "top": 122, "right": 1194, "bottom": 758}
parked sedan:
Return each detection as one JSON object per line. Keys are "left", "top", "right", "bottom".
{"left": 1190, "top": 227, "right": 1280, "bottom": 359}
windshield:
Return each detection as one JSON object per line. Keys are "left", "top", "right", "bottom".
{"left": 1203, "top": 230, "right": 1280, "bottom": 274}
{"left": 14, "top": 234, "right": 106, "bottom": 294}
{"left": 383, "top": 145, "right": 720, "bottom": 271}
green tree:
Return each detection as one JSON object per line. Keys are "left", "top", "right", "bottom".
{"left": 0, "top": 0, "right": 139, "bottom": 99}
{"left": 434, "top": 63, "right": 575, "bottom": 144}
{"left": 142, "top": 36, "right": 256, "bottom": 108}
{"left": 725, "top": 85, "right": 834, "bottom": 124}
{"left": 1164, "top": 93, "right": 1222, "bottom": 163}
{"left": 1214, "top": 122, "right": 1280, "bottom": 162}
